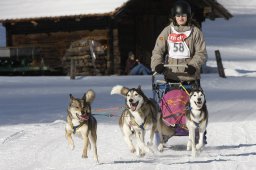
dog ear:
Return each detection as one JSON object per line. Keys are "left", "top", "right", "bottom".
{"left": 137, "top": 85, "right": 141, "bottom": 90}
{"left": 198, "top": 87, "right": 204, "bottom": 92}
{"left": 82, "top": 93, "right": 86, "bottom": 101}
{"left": 121, "top": 87, "right": 129, "bottom": 96}
{"left": 137, "top": 85, "right": 144, "bottom": 95}
{"left": 191, "top": 84, "right": 198, "bottom": 91}
{"left": 83, "top": 89, "right": 95, "bottom": 103}
{"left": 69, "top": 94, "right": 74, "bottom": 100}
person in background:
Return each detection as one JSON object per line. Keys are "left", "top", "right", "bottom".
{"left": 151, "top": 0, "right": 207, "bottom": 143}
{"left": 125, "top": 51, "right": 151, "bottom": 75}
{"left": 125, "top": 51, "right": 137, "bottom": 74}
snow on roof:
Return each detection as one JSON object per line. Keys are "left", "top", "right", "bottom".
{"left": 0, "top": 0, "right": 129, "bottom": 21}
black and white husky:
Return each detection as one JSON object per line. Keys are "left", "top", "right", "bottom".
{"left": 186, "top": 87, "right": 208, "bottom": 157}
{"left": 111, "top": 85, "right": 158, "bottom": 157}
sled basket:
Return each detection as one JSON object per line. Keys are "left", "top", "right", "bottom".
{"left": 160, "top": 89, "right": 189, "bottom": 127}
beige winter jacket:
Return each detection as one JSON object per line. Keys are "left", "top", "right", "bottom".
{"left": 151, "top": 22, "right": 207, "bottom": 81}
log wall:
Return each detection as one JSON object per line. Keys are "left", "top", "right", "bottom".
{"left": 11, "top": 29, "right": 111, "bottom": 73}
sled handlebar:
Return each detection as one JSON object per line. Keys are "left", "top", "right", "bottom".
{"left": 164, "top": 64, "right": 187, "bottom": 68}
{"left": 153, "top": 64, "right": 188, "bottom": 75}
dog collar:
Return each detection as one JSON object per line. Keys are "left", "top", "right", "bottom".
{"left": 186, "top": 105, "right": 192, "bottom": 110}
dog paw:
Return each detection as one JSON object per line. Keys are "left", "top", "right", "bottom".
{"left": 69, "top": 144, "right": 75, "bottom": 150}
{"left": 138, "top": 152, "right": 146, "bottom": 157}
{"left": 94, "top": 157, "right": 99, "bottom": 163}
{"left": 130, "top": 148, "right": 136, "bottom": 153}
{"left": 82, "top": 154, "right": 88, "bottom": 159}
{"left": 196, "top": 143, "right": 204, "bottom": 150}
{"left": 187, "top": 145, "right": 191, "bottom": 151}
{"left": 140, "top": 153, "right": 146, "bottom": 157}
{"left": 145, "top": 147, "right": 154, "bottom": 155}
{"left": 136, "top": 149, "right": 145, "bottom": 157}
{"left": 147, "top": 141, "right": 153, "bottom": 146}
{"left": 187, "top": 142, "right": 191, "bottom": 151}
{"left": 191, "top": 150, "right": 197, "bottom": 157}
{"left": 158, "top": 144, "right": 164, "bottom": 152}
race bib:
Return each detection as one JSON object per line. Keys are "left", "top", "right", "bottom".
{"left": 168, "top": 27, "right": 192, "bottom": 59}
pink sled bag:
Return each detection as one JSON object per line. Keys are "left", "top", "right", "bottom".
{"left": 160, "top": 89, "right": 189, "bottom": 127}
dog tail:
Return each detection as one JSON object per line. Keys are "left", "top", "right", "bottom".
{"left": 111, "top": 85, "right": 129, "bottom": 97}
{"left": 83, "top": 89, "right": 96, "bottom": 103}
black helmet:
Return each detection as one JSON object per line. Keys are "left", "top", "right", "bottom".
{"left": 171, "top": 1, "right": 192, "bottom": 18}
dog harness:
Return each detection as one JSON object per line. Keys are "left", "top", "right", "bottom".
{"left": 73, "top": 121, "right": 86, "bottom": 134}
{"left": 188, "top": 110, "right": 204, "bottom": 128}
{"left": 129, "top": 116, "right": 147, "bottom": 130}
{"left": 68, "top": 113, "right": 90, "bottom": 134}
{"left": 127, "top": 110, "right": 148, "bottom": 131}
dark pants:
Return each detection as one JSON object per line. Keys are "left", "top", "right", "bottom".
{"left": 129, "top": 63, "right": 151, "bottom": 75}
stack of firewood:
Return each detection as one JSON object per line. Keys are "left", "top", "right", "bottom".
{"left": 62, "top": 38, "right": 107, "bottom": 76}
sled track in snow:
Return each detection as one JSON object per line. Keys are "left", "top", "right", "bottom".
{"left": 2, "top": 130, "right": 25, "bottom": 144}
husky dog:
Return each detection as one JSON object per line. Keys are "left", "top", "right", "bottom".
{"left": 65, "top": 90, "right": 99, "bottom": 163}
{"left": 111, "top": 85, "right": 158, "bottom": 156}
{"left": 186, "top": 87, "right": 208, "bottom": 157}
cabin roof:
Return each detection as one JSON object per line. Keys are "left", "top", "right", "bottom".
{"left": 0, "top": 0, "right": 129, "bottom": 22}
{"left": 0, "top": 0, "right": 232, "bottom": 22}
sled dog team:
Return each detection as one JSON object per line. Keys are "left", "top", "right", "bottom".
{"left": 65, "top": 85, "right": 208, "bottom": 163}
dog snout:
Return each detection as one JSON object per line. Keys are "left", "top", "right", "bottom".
{"left": 129, "top": 99, "right": 133, "bottom": 103}
{"left": 198, "top": 98, "right": 201, "bottom": 101}
{"left": 81, "top": 110, "right": 85, "bottom": 115}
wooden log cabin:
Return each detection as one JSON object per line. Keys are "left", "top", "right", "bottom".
{"left": 0, "top": 0, "right": 232, "bottom": 75}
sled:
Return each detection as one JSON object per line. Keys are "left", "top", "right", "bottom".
{"left": 152, "top": 64, "right": 192, "bottom": 136}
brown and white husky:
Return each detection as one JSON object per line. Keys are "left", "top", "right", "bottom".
{"left": 65, "top": 90, "right": 99, "bottom": 163}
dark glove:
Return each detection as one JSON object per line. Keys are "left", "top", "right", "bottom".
{"left": 185, "top": 65, "right": 196, "bottom": 75}
{"left": 155, "top": 64, "right": 165, "bottom": 74}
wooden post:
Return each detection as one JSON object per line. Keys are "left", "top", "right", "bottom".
{"left": 5, "top": 24, "right": 12, "bottom": 46}
{"left": 215, "top": 50, "right": 226, "bottom": 78}
{"left": 107, "top": 17, "right": 114, "bottom": 74}
{"left": 70, "top": 58, "right": 75, "bottom": 80}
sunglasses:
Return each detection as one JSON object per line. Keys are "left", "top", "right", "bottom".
{"left": 175, "top": 14, "right": 187, "bottom": 17}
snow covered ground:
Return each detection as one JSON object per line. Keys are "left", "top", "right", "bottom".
{"left": 1, "top": 74, "right": 256, "bottom": 170}
{"left": 1, "top": 0, "right": 256, "bottom": 170}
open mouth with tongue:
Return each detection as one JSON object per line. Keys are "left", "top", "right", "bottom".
{"left": 76, "top": 113, "right": 89, "bottom": 121}
{"left": 194, "top": 99, "right": 203, "bottom": 108}
{"left": 129, "top": 101, "right": 139, "bottom": 111}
